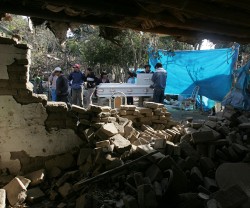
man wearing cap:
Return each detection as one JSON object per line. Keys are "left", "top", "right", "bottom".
{"left": 141, "top": 64, "right": 153, "bottom": 73}
{"left": 54, "top": 68, "right": 69, "bottom": 103}
{"left": 48, "top": 67, "right": 60, "bottom": 101}
{"left": 68, "top": 64, "right": 85, "bottom": 107}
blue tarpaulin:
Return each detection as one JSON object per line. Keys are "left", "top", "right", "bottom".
{"left": 149, "top": 46, "right": 239, "bottom": 102}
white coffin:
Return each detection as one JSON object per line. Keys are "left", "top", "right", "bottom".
{"left": 136, "top": 73, "right": 153, "bottom": 85}
{"left": 97, "top": 83, "right": 153, "bottom": 97}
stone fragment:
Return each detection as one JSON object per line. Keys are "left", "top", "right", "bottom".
{"left": 27, "top": 187, "right": 45, "bottom": 203}
{"left": 0, "top": 189, "right": 6, "bottom": 208}
{"left": 3, "top": 177, "right": 27, "bottom": 206}
{"left": 58, "top": 183, "right": 72, "bottom": 198}
{"left": 25, "top": 169, "right": 45, "bottom": 186}
{"left": 137, "top": 144, "right": 155, "bottom": 155}
{"left": 16, "top": 176, "right": 31, "bottom": 188}
{"left": 96, "top": 123, "right": 118, "bottom": 139}
{"left": 110, "top": 134, "right": 131, "bottom": 154}
{"left": 71, "top": 104, "right": 87, "bottom": 113}
{"left": 75, "top": 194, "right": 88, "bottom": 208}
{"left": 204, "top": 177, "right": 218, "bottom": 192}
{"left": 46, "top": 101, "right": 68, "bottom": 112}
{"left": 179, "top": 140, "right": 200, "bottom": 159}
{"left": 49, "top": 167, "right": 62, "bottom": 178}
{"left": 191, "top": 130, "right": 215, "bottom": 144}
{"left": 200, "top": 157, "right": 215, "bottom": 175}
{"left": 120, "top": 105, "right": 137, "bottom": 110}
{"left": 123, "top": 195, "right": 138, "bottom": 208}
{"left": 190, "top": 167, "right": 203, "bottom": 185}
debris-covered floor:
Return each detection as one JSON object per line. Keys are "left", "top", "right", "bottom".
{"left": 1, "top": 102, "right": 250, "bottom": 208}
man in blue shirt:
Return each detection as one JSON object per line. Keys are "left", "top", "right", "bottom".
{"left": 151, "top": 63, "right": 167, "bottom": 104}
{"left": 68, "top": 64, "right": 85, "bottom": 107}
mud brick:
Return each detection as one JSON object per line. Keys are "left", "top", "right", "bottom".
{"left": 184, "top": 127, "right": 197, "bottom": 135}
{"left": 96, "top": 123, "right": 118, "bottom": 139}
{"left": 191, "top": 130, "right": 215, "bottom": 144}
{"left": 16, "top": 176, "right": 30, "bottom": 188}
{"left": 136, "top": 107, "right": 152, "bottom": 114}
{"left": 166, "top": 141, "right": 181, "bottom": 156}
{"left": 58, "top": 183, "right": 72, "bottom": 198}
{"left": 120, "top": 105, "right": 136, "bottom": 110}
{"left": 200, "top": 126, "right": 221, "bottom": 139}
{"left": 204, "top": 177, "right": 218, "bottom": 192}
{"left": 137, "top": 184, "right": 158, "bottom": 208}
{"left": 138, "top": 116, "right": 151, "bottom": 123}
{"left": 27, "top": 187, "right": 45, "bottom": 203}
{"left": 137, "top": 144, "right": 155, "bottom": 155}
{"left": 238, "top": 123, "right": 250, "bottom": 129}
{"left": 232, "top": 143, "right": 249, "bottom": 155}
{"left": 0, "top": 189, "right": 6, "bottom": 208}
{"left": 214, "top": 185, "right": 248, "bottom": 208}
{"left": 112, "top": 122, "right": 125, "bottom": 136}
{"left": 105, "top": 156, "right": 123, "bottom": 170}
{"left": 200, "top": 157, "right": 215, "bottom": 175}
{"left": 3, "top": 177, "right": 27, "bottom": 206}
{"left": 148, "top": 152, "right": 165, "bottom": 163}
{"left": 179, "top": 140, "right": 200, "bottom": 159}
{"left": 25, "top": 169, "right": 45, "bottom": 186}
{"left": 110, "top": 134, "right": 131, "bottom": 154}
{"left": 89, "top": 104, "right": 103, "bottom": 113}
{"left": 205, "top": 120, "right": 217, "bottom": 129}
{"left": 190, "top": 167, "right": 204, "bottom": 185}
{"left": 236, "top": 115, "right": 249, "bottom": 124}
{"left": 145, "top": 164, "right": 163, "bottom": 182}
{"left": 123, "top": 195, "right": 138, "bottom": 208}
{"left": 46, "top": 101, "right": 68, "bottom": 112}
{"left": 143, "top": 101, "right": 163, "bottom": 109}
{"left": 154, "top": 138, "right": 166, "bottom": 149}
{"left": 71, "top": 105, "right": 87, "bottom": 114}
{"left": 122, "top": 115, "right": 137, "bottom": 122}
{"left": 119, "top": 109, "right": 127, "bottom": 116}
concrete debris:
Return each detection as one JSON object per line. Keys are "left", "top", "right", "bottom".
{"left": 1, "top": 104, "right": 250, "bottom": 207}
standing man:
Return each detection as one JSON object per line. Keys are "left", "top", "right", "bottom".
{"left": 151, "top": 63, "right": 167, "bottom": 104}
{"left": 84, "top": 68, "right": 98, "bottom": 106}
{"left": 68, "top": 64, "right": 85, "bottom": 107}
{"left": 48, "top": 67, "right": 59, "bottom": 101}
{"left": 54, "top": 68, "right": 69, "bottom": 103}
{"left": 144, "top": 64, "right": 153, "bottom": 73}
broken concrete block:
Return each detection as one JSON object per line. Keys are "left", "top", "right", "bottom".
{"left": 134, "top": 172, "right": 144, "bottom": 187}
{"left": 110, "top": 134, "right": 131, "bottom": 154}
{"left": 153, "top": 181, "right": 162, "bottom": 199}
{"left": 0, "top": 189, "right": 6, "bottom": 208}
{"left": 200, "top": 157, "right": 215, "bottom": 175}
{"left": 191, "top": 130, "right": 215, "bottom": 144}
{"left": 27, "top": 187, "right": 45, "bottom": 203}
{"left": 96, "top": 123, "right": 118, "bottom": 139}
{"left": 89, "top": 104, "right": 103, "bottom": 113}
{"left": 96, "top": 140, "right": 112, "bottom": 152}
{"left": 75, "top": 194, "right": 88, "bottom": 208}
{"left": 58, "top": 183, "right": 72, "bottom": 198}
{"left": 77, "top": 148, "right": 92, "bottom": 166}
{"left": 25, "top": 169, "right": 45, "bottom": 186}
{"left": 3, "top": 177, "right": 27, "bottom": 206}
{"left": 71, "top": 104, "right": 87, "bottom": 113}
{"left": 120, "top": 105, "right": 137, "bottom": 110}
{"left": 214, "top": 185, "right": 248, "bottom": 208}
{"left": 232, "top": 143, "right": 249, "bottom": 155}
{"left": 205, "top": 120, "right": 217, "bottom": 129}
{"left": 137, "top": 144, "right": 155, "bottom": 155}
{"left": 123, "top": 195, "right": 138, "bottom": 208}
{"left": 46, "top": 101, "right": 68, "bottom": 112}
{"left": 137, "top": 184, "right": 158, "bottom": 208}
{"left": 16, "top": 176, "right": 31, "bottom": 188}
{"left": 145, "top": 164, "right": 163, "bottom": 182}
{"left": 154, "top": 138, "right": 166, "bottom": 149}
{"left": 136, "top": 107, "right": 152, "bottom": 114}
{"left": 179, "top": 140, "right": 200, "bottom": 159}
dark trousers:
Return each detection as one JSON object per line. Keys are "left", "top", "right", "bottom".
{"left": 153, "top": 88, "right": 165, "bottom": 104}
{"left": 57, "top": 94, "right": 69, "bottom": 103}
{"left": 127, "top": 97, "right": 133, "bottom": 105}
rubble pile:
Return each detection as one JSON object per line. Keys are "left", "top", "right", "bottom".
{"left": 1, "top": 103, "right": 250, "bottom": 208}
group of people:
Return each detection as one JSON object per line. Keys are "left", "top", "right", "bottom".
{"left": 48, "top": 62, "right": 167, "bottom": 107}
{"left": 127, "top": 63, "right": 167, "bottom": 105}
{"left": 48, "top": 64, "right": 110, "bottom": 107}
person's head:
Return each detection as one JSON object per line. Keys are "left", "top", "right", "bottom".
{"left": 155, "top": 63, "right": 162, "bottom": 69}
{"left": 54, "top": 67, "right": 62, "bottom": 76}
{"left": 86, "top": 67, "right": 93, "bottom": 75}
{"left": 144, "top": 64, "right": 151, "bottom": 73}
{"left": 73, "top": 64, "right": 81, "bottom": 72}
{"left": 101, "top": 71, "right": 108, "bottom": 79}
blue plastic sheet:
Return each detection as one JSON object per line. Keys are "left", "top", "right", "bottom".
{"left": 149, "top": 46, "right": 239, "bottom": 102}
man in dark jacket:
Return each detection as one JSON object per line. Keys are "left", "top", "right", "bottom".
{"left": 84, "top": 68, "right": 98, "bottom": 106}
{"left": 54, "top": 68, "right": 69, "bottom": 103}
{"left": 151, "top": 63, "right": 167, "bottom": 104}
{"left": 68, "top": 64, "right": 85, "bottom": 107}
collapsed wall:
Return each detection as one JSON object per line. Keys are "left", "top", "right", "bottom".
{"left": 0, "top": 37, "right": 83, "bottom": 174}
